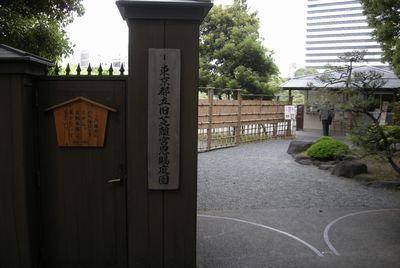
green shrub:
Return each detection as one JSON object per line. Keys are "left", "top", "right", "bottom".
{"left": 315, "top": 136, "right": 333, "bottom": 143}
{"left": 306, "top": 139, "right": 349, "bottom": 160}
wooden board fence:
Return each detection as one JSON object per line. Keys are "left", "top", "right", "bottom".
{"left": 198, "top": 90, "right": 293, "bottom": 152}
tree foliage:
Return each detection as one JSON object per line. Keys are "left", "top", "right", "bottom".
{"left": 318, "top": 51, "right": 400, "bottom": 175}
{"left": 294, "top": 67, "right": 318, "bottom": 77}
{"left": 360, "top": 0, "right": 400, "bottom": 76}
{"left": 199, "top": 0, "right": 278, "bottom": 98}
{"left": 0, "top": 0, "right": 84, "bottom": 63}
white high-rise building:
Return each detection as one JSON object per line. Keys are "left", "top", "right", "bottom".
{"left": 305, "top": 0, "right": 387, "bottom": 71}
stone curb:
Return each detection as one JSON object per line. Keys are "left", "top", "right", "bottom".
{"left": 288, "top": 141, "right": 400, "bottom": 190}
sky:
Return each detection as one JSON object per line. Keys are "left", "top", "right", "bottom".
{"left": 65, "top": 0, "right": 307, "bottom": 77}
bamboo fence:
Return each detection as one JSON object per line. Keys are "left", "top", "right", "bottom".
{"left": 198, "top": 88, "right": 293, "bottom": 152}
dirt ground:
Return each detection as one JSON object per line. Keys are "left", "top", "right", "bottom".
{"left": 358, "top": 156, "right": 400, "bottom": 181}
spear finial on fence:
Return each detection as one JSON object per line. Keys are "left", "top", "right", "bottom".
{"left": 54, "top": 64, "right": 60, "bottom": 75}
{"left": 76, "top": 64, "right": 81, "bottom": 75}
{"left": 98, "top": 64, "right": 103, "bottom": 75}
{"left": 108, "top": 64, "right": 113, "bottom": 75}
{"left": 65, "top": 63, "right": 71, "bottom": 75}
{"left": 87, "top": 64, "right": 92, "bottom": 75}
{"left": 119, "top": 64, "right": 125, "bottom": 75}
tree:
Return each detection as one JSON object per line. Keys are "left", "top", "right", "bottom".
{"left": 268, "top": 75, "right": 285, "bottom": 94}
{"left": 268, "top": 75, "right": 305, "bottom": 105}
{"left": 317, "top": 51, "right": 400, "bottom": 175}
{"left": 0, "top": 0, "right": 84, "bottom": 63}
{"left": 360, "top": 0, "right": 400, "bottom": 76}
{"left": 277, "top": 89, "right": 305, "bottom": 105}
{"left": 294, "top": 67, "right": 318, "bottom": 77}
{"left": 199, "top": 0, "right": 278, "bottom": 98}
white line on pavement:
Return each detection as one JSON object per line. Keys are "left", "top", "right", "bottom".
{"left": 323, "top": 208, "right": 400, "bottom": 256}
{"left": 198, "top": 214, "right": 324, "bottom": 257}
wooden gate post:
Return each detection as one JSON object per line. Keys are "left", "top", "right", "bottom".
{"left": 235, "top": 90, "right": 242, "bottom": 145}
{"left": 207, "top": 87, "right": 214, "bottom": 151}
{"left": 0, "top": 45, "right": 53, "bottom": 268}
{"left": 117, "top": 1, "right": 212, "bottom": 267}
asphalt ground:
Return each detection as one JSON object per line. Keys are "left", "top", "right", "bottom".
{"left": 197, "top": 135, "right": 400, "bottom": 268}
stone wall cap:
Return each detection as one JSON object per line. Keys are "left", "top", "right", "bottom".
{"left": 116, "top": 0, "right": 213, "bottom": 20}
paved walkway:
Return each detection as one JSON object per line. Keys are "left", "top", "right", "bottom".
{"left": 197, "top": 137, "right": 400, "bottom": 267}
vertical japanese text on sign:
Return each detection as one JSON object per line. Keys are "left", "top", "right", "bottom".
{"left": 148, "top": 48, "right": 181, "bottom": 190}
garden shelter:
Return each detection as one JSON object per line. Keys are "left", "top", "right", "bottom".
{"left": 281, "top": 65, "right": 400, "bottom": 134}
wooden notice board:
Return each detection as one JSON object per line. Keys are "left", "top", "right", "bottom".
{"left": 148, "top": 48, "right": 181, "bottom": 190}
{"left": 45, "top": 96, "right": 117, "bottom": 147}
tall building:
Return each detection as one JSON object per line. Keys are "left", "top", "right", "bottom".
{"left": 305, "top": 0, "right": 387, "bottom": 71}
{"left": 80, "top": 50, "right": 90, "bottom": 68}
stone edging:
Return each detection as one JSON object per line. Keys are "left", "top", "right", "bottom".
{"left": 287, "top": 140, "right": 400, "bottom": 190}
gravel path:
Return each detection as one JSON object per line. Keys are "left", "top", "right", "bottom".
{"left": 197, "top": 140, "right": 400, "bottom": 211}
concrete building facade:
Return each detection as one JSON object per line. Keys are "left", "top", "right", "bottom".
{"left": 305, "top": 0, "right": 387, "bottom": 70}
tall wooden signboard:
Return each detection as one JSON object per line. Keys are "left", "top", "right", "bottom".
{"left": 148, "top": 49, "right": 181, "bottom": 190}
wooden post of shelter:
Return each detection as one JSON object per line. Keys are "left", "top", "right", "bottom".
{"left": 288, "top": 88, "right": 293, "bottom": 105}
{"left": 207, "top": 87, "right": 214, "bottom": 151}
{"left": 288, "top": 88, "right": 293, "bottom": 136}
{"left": 235, "top": 90, "right": 242, "bottom": 145}
{"left": 392, "top": 92, "right": 397, "bottom": 125}
{"left": 117, "top": 1, "right": 212, "bottom": 267}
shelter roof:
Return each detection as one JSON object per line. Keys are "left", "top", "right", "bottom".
{"left": 281, "top": 65, "right": 400, "bottom": 91}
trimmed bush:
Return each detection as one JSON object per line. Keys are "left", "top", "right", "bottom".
{"left": 315, "top": 136, "right": 333, "bottom": 143}
{"left": 306, "top": 138, "right": 349, "bottom": 160}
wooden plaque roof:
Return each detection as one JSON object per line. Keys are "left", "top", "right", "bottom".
{"left": 45, "top": 96, "right": 117, "bottom": 112}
